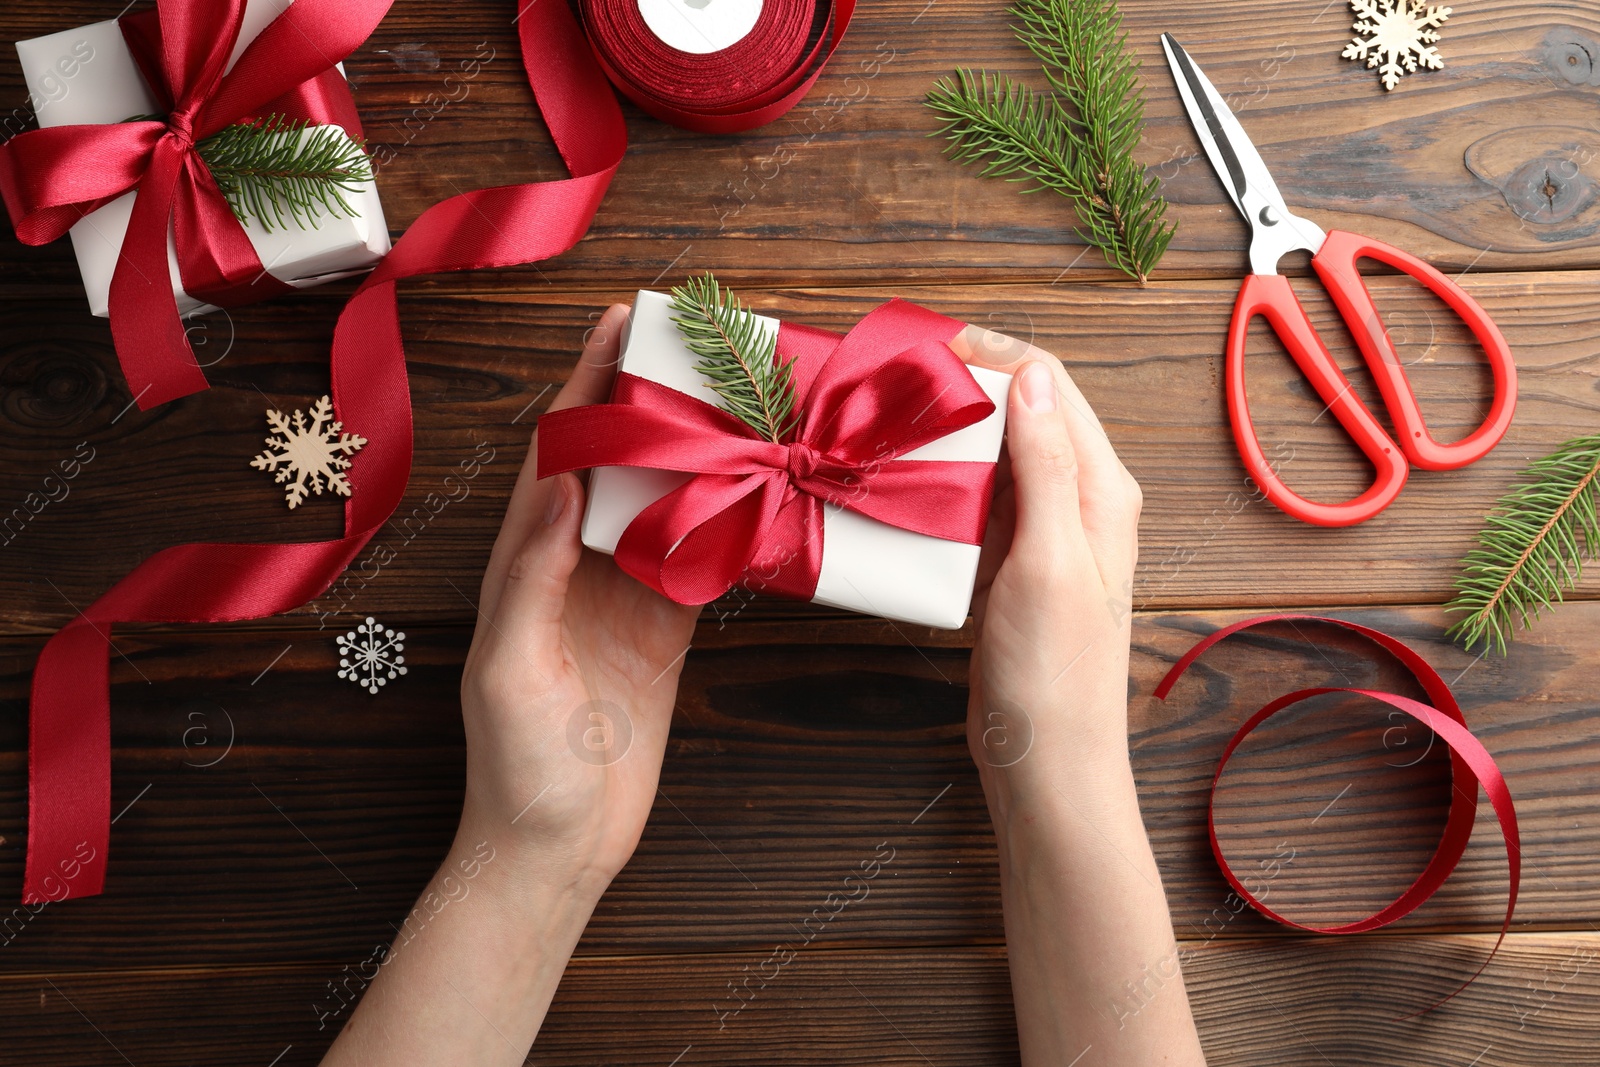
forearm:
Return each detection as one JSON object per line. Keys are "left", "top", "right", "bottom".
{"left": 320, "top": 812, "right": 608, "bottom": 1066}
{"left": 986, "top": 750, "right": 1206, "bottom": 1067}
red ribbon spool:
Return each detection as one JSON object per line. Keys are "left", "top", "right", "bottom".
{"left": 580, "top": 0, "right": 855, "bottom": 133}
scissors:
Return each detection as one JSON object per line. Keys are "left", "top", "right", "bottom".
{"left": 1160, "top": 34, "right": 1516, "bottom": 527}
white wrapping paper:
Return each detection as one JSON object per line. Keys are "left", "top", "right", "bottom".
{"left": 14, "top": 0, "right": 389, "bottom": 319}
{"left": 581, "top": 290, "right": 1012, "bottom": 630}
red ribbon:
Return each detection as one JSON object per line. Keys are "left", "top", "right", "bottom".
{"left": 580, "top": 0, "right": 855, "bottom": 134}
{"left": 1154, "top": 615, "right": 1519, "bottom": 1014}
{"left": 0, "top": 0, "right": 391, "bottom": 410}
{"left": 20, "top": 0, "right": 626, "bottom": 904}
{"left": 536, "top": 301, "right": 997, "bottom": 605}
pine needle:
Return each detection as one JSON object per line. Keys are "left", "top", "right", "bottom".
{"left": 925, "top": 0, "right": 1174, "bottom": 284}
{"left": 1445, "top": 434, "right": 1600, "bottom": 654}
{"left": 668, "top": 273, "right": 797, "bottom": 444}
{"left": 195, "top": 114, "right": 373, "bottom": 234}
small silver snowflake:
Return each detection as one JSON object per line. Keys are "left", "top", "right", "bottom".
{"left": 250, "top": 395, "right": 367, "bottom": 509}
{"left": 337, "top": 617, "right": 407, "bottom": 694}
{"left": 1343, "top": 0, "right": 1451, "bottom": 91}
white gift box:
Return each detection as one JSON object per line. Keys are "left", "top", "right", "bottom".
{"left": 15, "top": 0, "right": 389, "bottom": 319}
{"left": 581, "top": 290, "right": 1012, "bottom": 630}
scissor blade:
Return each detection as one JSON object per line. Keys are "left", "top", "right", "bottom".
{"left": 1160, "top": 34, "right": 1294, "bottom": 230}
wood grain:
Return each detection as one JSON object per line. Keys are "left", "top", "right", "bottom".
{"left": 2, "top": 935, "right": 1596, "bottom": 1066}
{"left": 0, "top": 607, "right": 1592, "bottom": 969}
{"left": 2, "top": 272, "right": 1597, "bottom": 630}
{"left": 4, "top": 0, "right": 1600, "bottom": 294}
{"left": 3, "top": 0, "right": 1599, "bottom": 1063}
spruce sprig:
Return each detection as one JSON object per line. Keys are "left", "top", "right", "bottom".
{"left": 195, "top": 114, "right": 373, "bottom": 234}
{"left": 925, "top": 0, "right": 1174, "bottom": 284}
{"left": 1445, "top": 434, "right": 1600, "bottom": 654}
{"left": 668, "top": 273, "right": 797, "bottom": 444}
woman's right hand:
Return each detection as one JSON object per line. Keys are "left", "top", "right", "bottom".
{"left": 945, "top": 327, "right": 1204, "bottom": 1067}
{"left": 949, "top": 327, "right": 1144, "bottom": 806}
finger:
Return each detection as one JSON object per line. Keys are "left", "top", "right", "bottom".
{"left": 948, "top": 324, "right": 1106, "bottom": 436}
{"left": 952, "top": 325, "right": 1140, "bottom": 587}
{"left": 1036, "top": 355, "right": 1141, "bottom": 590}
{"left": 1005, "top": 360, "right": 1099, "bottom": 592}
{"left": 478, "top": 303, "right": 629, "bottom": 625}
{"left": 480, "top": 472, "right": 585, "bottom": 676}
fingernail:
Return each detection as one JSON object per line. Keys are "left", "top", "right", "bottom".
{"left": 544, "top": 477, "right": 569, "bottom": 525}
{"left": 1019, "top": 361, "right": 1057, "bottom": 414}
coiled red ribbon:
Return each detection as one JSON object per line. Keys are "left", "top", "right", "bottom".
{"left": 581, "top": 0, "right": 854, "bottom": 133}
{"left": 1155, "top": 615, "right": 1519, "bottom": 1013}
{"left": 536, "top": 300, "right": 996, "bottom": 605}
{"left": 16, "top": 0, "right": 626, "bottom": 904}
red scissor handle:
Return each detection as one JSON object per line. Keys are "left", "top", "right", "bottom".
{"left": 1226, "top": 273, "right": 1410, "bottom": 527}
{"left": 1227, "top": 231, "right": 1518, "bottom": 527}
{"left": 1311, "top": 230, "right": 1516, "bottom": 472}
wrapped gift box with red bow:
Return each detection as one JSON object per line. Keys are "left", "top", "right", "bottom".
{"left": 539, "top": 290, "right": 1012, "bottom": 630}
{"left": 12, "top": 0, "right": 388, "bottom": 321}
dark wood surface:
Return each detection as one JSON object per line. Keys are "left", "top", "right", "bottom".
{"left": 3, "top": 1, "right": 1600, "bottom": 1064}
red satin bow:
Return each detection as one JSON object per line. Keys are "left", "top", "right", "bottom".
{"left": 1155, "top": 614, "right": 1519, "bottom": 1015}
{"left": 20, "top": 0, "right": 626, "bottom": 904}
{"left": 0, "top": 0, "right": 390, "bottom": 409}
{"left": 536, "top": 300, "right": 997, "bottom": 605}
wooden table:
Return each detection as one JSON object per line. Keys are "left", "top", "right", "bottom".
{"left": 3, "top": 1, "right": 1599, "bottom": 1063}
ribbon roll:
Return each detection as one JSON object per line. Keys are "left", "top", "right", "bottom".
{"left": 1154, "top": 615, "right": 1520, "bottom": 1015}
{"left": 580, "top": 0, "right": 855, "bottom": 133}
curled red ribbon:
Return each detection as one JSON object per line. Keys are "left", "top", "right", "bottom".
{"left": 0, "top": 0, "right": 391, "bottom": 410}
{"left": 581, "top": 0, "right": 855, "bottom": 133}
{"left": 20, "top": 0, "right": 626, "bottom": 904}
{"left": 536, "top": 300, "right": 997, "bottom": 605}
{"left": 1154, "top": 614, "right": 1520, "bottom": 1014}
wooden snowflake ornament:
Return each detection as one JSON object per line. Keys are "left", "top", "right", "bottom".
{"left": 250, "top": 395, "right": 366, "bottom": 509}
{"left": 337, "top": 617, "right": 407, "bottom": 694}
{"left": 1343, "top": 0, "right": 1451, "bottom": 90}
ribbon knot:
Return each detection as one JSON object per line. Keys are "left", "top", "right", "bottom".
{"left": 786, "top": 441, "right": 821, "bottom": 481}
{"left": 538, "top": 299, "right": 1001, "bottom": 607}
{"left": 164, "top": 109, "right": 197, "bottom": 149}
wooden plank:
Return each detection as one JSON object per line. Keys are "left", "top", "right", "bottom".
{"left": 1, "top": 935, "right": 1596, "bottom": 1065}
{"left": 4, "top": 0, "right": 1600, "bottom": 294}
{"left": 2, "top": 272, "right": 1596, "bottom": 632}
{"left": 0, "top": 606, "right": 1592, "bottom": 966}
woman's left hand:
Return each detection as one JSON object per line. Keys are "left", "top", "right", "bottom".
{"left": 459, "top": 302, "right": 701, "bottom": 887}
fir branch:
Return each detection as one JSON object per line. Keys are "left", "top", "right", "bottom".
{"left": 668, "top": 273, "right": 797, "bottom": 444}
{"left": 1445, "top": 434, "right": 1600, "bottom": 654}
{"left": 925, "top": 0, "right": 1174, "bottom": 284}
{"left": 195, "top": 114, "right": 373, "bottom": 234}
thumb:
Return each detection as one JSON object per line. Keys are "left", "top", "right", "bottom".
{"left": 1005, "top": 360, "right": 1095, "bottom": 584}
{"left": 488, "top": 472, "right": 585, "bottom": 661}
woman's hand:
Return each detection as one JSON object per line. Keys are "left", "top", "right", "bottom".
{"left": 950, "top": 326, "right": 1143, "bottom": 804}
{"left": 324, "top": 305, "right": 701, "bottom": 1067}
{"left": 946, "top": 327, "right": 1206, "bottom": 1067}
{"left": 459, "top": 302, "right": 700, "bottom": 886}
